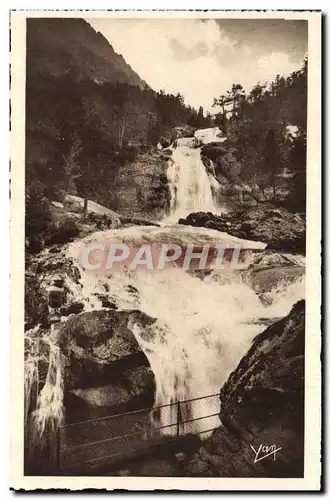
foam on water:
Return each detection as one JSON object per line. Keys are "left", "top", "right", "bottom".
{"left": 68, "top": 234, "right": 304, "bottom": 437}
{"left": 25, "top": 126, "right": 305, "bottom": 442}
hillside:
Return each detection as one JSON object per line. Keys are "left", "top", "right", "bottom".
{"left": 25, "top": 17, "right": 307, "bottom": 254}
{"left": 25, "top": 18, "right": 208, "bottom": 251}
{"left": 26, "top": 18, "right": 146, "bottom": 88}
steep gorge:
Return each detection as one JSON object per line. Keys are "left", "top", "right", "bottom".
{"left": 24, "top": 128, "right": 305, "bottom": 476}
{"left": 23, "top": 17, "right": 308, "bottom": 477}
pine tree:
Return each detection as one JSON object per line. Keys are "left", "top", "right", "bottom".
{"left": 264, "top": 128, "right": 281, "bottom": 200}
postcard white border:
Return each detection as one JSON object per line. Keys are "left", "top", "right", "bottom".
{"left": 10, "top": 10, "right": 321, "bottom": 491}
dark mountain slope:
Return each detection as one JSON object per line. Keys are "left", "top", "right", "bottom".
{"left": 26, "top": 18, "right": 146, "bottom": 88}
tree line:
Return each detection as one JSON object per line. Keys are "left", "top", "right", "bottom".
{"left": 25, "top": 74, "right": 212, "bottom": 243}
{"left": 25, "top": 56, "right": 307, "bottom": 248}
{"left": 211, "top": 58, "right": 307, "bottom": 212}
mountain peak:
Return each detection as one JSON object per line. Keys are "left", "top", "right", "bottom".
{"left": 26, "top": 18, "right": 146, "bottom": 88}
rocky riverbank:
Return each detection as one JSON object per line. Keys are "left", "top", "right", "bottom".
{"left": 104, "top": 300, "right": 305, "bottom": 477}
{"left": 24, "top": 198, "right": 305, "bottom": 476}
{"left": 183, "top": 300, "right": 305, "bottom": 477}
{"left": 178, "top": 204, "right": 306, "bottom": 253}
{"left": 25, "top": 240, "right": 158, "bottom": 425}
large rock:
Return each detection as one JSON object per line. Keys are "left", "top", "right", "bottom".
{"left": 171, "top": 125, "right": 196, "bottom": 140}
{"left": 70, "top": 366, "right": 155, "bottom": 409}
{"left": 48, "top": 286, "right": 67, "bottom": 308}
{"left": 243, "top": 251, "right": 305, "bottom": 298}
{"left": 185, "top": 300, "right": 305, "bottom": 478}
{"left": 241, "top": 206, "right": 306, "bottom": 253}
{"left": 179, "top": 205, "right": 306, "bottom": 253}
{"left": 201, "top": 143, "right": 242, "bottom": 179}
{"left": 58, "top": 309, "right": 156, "bottom": 391}
{"left": 111, "top": 150, "right": 171, "bottom": 219}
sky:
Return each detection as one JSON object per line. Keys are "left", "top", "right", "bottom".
{"left": 87, "top": 18, "right": 307, "bottom": 112}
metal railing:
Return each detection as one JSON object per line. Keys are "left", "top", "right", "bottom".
{"left": 25, "top": 392, "right": 220, "bottom": 475}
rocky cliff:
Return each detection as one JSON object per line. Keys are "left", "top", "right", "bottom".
{"left": 110, "top": 150, "right": 171, "bottom": 219}
{"left": 184, "top": 300, "right": 305, "bottom": 477}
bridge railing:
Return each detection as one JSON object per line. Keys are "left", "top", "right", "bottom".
{"left": 25, "top": 392, "right": 221, "bottom": 475}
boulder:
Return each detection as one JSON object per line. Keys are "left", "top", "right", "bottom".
{"left": 58, "top": 309, "right": 156, "bottom": 391}
{"left": 48, "top": 286, "right": 67, "bottom": 308}
{"left": 71, "top": 384, "right": 132, "bottom": 408}
{"left": 171, "top": 125, "right": 196, "bottom": 139}
{"left": 245, "top": 251, "right": 305, "bottom": 298}
{"left": 85, "top": 212, "right": 120, "bottom": 231}
{"left": 70, "top": 366, "right": 154, "bottom": 408}
{"left": 60, "top": 301, "right": 84, "bottom": 316}
{"left": 239, "top": 220, "right": 258, "bottom": 235}
{"left": 185, "top": 300, "right": 305, "bottom": 478}
{"left": 179, "top": 205, "right": 306, "bottom": 253}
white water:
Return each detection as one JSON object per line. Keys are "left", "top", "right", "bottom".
{"left": 27, "top": 128, "right": 305, "bottom": 442}
{"left": 65, "top": 127, "right": 304, "bottom": 438}
{"left": 25, "top": 325, "right": 65, "bottom": 443}
{"left": 68, "top": 230, "right": 304, "bottom": 437}
{"left": 165, "top": 132, "right": 223, "bottom": 222}
{"left": 194, "top": 127, "right": 227, "bottom": 145}
{"left": 130, "top": 270, "right": 304, "bottom": 436}
{"left": 165, "top": 127, "right": 228, "bottom": 222}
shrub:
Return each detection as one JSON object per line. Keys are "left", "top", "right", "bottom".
{"left": 116, "top": 145, "right": 139, "bottom": 165}
{"left": 25, "top": 271, "right": 49, "bottom": 329}
{"left": 46, "top": 217, "right": 80, "bottom": 245}
{"left": 25, "top": 180, "right": 53, "bottom": 238}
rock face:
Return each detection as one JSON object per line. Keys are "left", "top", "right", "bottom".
{"left": 70, "top": 365, "right": 155, "bottom": 410}
{"left": 25, "top": 242, "right": 158, "bottom": 422}
{"left": 201, "top": 143, "right": 242, "bottom": 179}
{"left": 245, "top": 252, "right": 305, "bottom": 302}
{"left": 185, "top": 300, "right": 305, "bottom": 477}
{"left": 111, "top": 150, "right": 171, "bottom": 219}
{"left": 171, "top": 125, "right": 196, "bottom": 140}
{"left": 50, "top": 309, "right": 156, "bottom": 421}
{"left": 179, "top": 205, "right": 306, "bottom": 253}
{"left": 58, "top": 309, "right": 155, "bottom": 390}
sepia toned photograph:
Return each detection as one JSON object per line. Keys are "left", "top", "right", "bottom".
{"left": 10, "top": 10, "right": 321, "bottom": 491}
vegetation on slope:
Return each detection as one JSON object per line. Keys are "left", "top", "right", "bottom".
{"left": 210, "top": 58, "right": 307, "bottom": 212}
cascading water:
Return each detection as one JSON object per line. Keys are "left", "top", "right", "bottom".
{"left": 26, "top": 127, "right": 305, "bottom": 445}
{"left": 68, "top": 234, "right": 304, "bottom": 438}
{"left": 31, "top": 338, "right": 65, "bottom": 438}
{"left": 25, "top": 325, "right": 65, "bottom": 444}
{"left": 165, "top": 131, "right": 225, "bottom": 222}
{"left": 129, "top": 269, "right": 304, "bottom": 436}
{"left": 64, "top": 127, "right": 305, "bottom": 438}
{"left": 166, "top": 145, "right": 217, "bottom": 222}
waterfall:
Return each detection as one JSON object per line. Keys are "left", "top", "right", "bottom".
{"left": 26, "top": 125, "right": 305, "bottom": 444}
{"left": 166, "top": 146, "right": 216, "bottom": 221}
{"left": 68, "top": 228, "right": 305, "bottom": 438}
{"left": 25, "top": 326, "right": 65, "bottom": 443}
{"left": 128, "top": 269, "right": 304, "bottom": 436}
{"left": 166, "top": 131, "right": 223, "bottom": 222}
